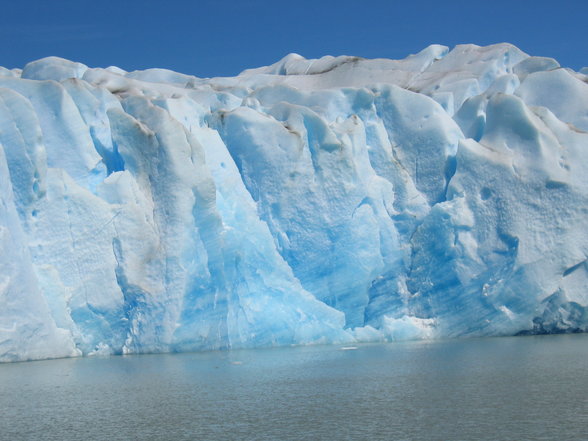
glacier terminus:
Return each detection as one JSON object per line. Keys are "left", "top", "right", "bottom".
{"left": 1, "top": 43, "right": 588, "bottom": 362}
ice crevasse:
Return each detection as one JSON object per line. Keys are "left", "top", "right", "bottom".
{"left": 1, "top": 43, "right": 588, "bottom": 362}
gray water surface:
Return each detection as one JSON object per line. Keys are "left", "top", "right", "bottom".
{"left": 0, "top": 334, "right": 587, "bottom": 441}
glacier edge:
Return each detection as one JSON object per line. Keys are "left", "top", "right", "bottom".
{"left": 1, "top": 43, "right": 588, "bottom": 362}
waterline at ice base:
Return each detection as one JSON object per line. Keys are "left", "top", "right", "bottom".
{"left": 2, "top": 43, "right": 588, "bottom": 362}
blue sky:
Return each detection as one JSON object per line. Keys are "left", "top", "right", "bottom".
{"left": 1, "top": 0, "right": 586, "bottom": 77}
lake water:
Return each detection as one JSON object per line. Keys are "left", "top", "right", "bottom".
{"left": 0, "top": 334, "right": 587, "bottom": 441}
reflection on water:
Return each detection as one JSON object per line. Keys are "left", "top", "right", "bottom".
{"left": 0, "top": 334, "right": 587, "bottom": 441}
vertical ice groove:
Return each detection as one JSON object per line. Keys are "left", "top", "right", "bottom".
{"left": 0, "top": 145, "right": 77, "bottom": 362}
{"left": 0, "top": 88, "right": 47, "bottom": 221}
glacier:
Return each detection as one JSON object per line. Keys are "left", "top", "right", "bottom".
{"left": 1, "top": 43, "right": 588, "bottom": 362}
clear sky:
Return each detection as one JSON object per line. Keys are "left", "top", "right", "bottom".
{"left": 1, "top": 0, "right": 586, "bottom": 78}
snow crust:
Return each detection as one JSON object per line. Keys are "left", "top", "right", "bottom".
{"left": 1, "top": 43, "right": 588, "bottom": 362}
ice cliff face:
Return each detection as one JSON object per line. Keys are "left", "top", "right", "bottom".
{"left": 2, "top": 44, "right": 588, "bottom": 362}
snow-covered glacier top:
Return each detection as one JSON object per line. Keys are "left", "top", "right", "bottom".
{"left": 2, "top": 43, "right": 588, "bottom": 362}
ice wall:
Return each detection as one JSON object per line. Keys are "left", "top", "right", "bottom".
{"left": 1, "top": 44, "right": 588, "bottom": 362}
